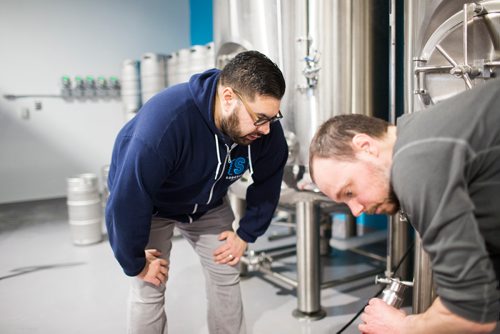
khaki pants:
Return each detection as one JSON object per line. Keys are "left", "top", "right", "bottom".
{"left": 127, "top": 201, "right": 246, "bottom": 334}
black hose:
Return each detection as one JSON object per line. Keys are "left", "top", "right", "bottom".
{"left": 335, "top": 241, "right": 415, "bottom": 334}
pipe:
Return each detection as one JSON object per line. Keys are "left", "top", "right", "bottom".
{"left": 330, "top": 230, "right": 387, "bottom": 251}
{"left": 292, "top": 200, "right": 326, "bottom": 320}
{"left": 258, "top": 265, "right": 298, "bottom": 288}
{"left": 403, "top": 1, "right": 435, "bottom": 312}
{"left": 3, "top": 94, "right": 63, "bottom": 100}
{"left": 389, "top": 0, "right": 396, "bottom": 124}
{"left": 386, "top": 212, "right": 409, "bottom": 279}
{"left": 412, "top": 233, "right": 436, "bottom": 313}
{"left": 320, "top": 268, "right": 385, "bottom": 289}
{"left": 404, "top": 0, "right": 415, "bottom": 115}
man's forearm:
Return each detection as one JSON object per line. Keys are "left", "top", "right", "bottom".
{"left": 403, "top": 297, "right": 497, "bottom": 334}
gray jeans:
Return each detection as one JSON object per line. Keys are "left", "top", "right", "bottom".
{"left": 127, "top": 201, "right": 246, "bottom": 334}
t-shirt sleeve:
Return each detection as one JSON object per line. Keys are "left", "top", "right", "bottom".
{"left": 392, "top": 140, "right": 499, "bottom": 323}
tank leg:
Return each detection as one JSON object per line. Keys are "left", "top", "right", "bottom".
{"left": 292, "top": 200, "right": 326, "bottom": 320}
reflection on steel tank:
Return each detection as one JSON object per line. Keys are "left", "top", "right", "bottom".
{"left": 121, "top": 59, "right": 142, "bottom": 121}
{"left": 167, "top": 43, "right": 216, "bottom": 87}
{"left": 214, "top": 0, "right": 389, "bottom": 187}
{"left": 141, "top": 53, "right": 168, "bottom": 103}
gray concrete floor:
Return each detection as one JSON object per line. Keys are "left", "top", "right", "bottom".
{"left": 0, "top": 198, "right": 390, "bottom": 334}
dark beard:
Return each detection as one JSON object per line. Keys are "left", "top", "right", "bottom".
{"left": 220, "top": 112, "right": 249, "bottom": 145}
{"left": 220, "top": 111, "right": 263, "bottom": 146}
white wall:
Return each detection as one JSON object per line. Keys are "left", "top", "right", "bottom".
{"left": 0, "top": 0, "right": 190, "bottom": 203}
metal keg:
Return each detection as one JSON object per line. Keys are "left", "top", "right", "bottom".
{"left": 174, "top": 48, "right": 193, "bottom": 85}
{"left": 100, "top": 165, "right": 110, "bottom": 235}
{"left": 166, "top": 52, "right": 178, "bottom": 87}
{"left": 189, "top": 45, "right": 211, "bottom": 77}
{"left": 121, "top": 59, "right": 142, "bottom": 118}
{"left": 100, "top": 166, "right": 110, "bottom": 205}
{"left": 205, "top": 42, "right": 215, "bottom": 69}
{"left": 140, "top": 52, "right": 168, "bottom": 103}
{"left": 66, "top": 173, "right": 103, "bottom": 245}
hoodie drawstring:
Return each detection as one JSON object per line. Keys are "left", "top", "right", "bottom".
{"left": 247, "top": 145, "right": 254, "bottom": 175}
{"left": 214, "top": 134, "right": 222, "bottom": 180}
{"left": 207, "top": 136, "right": 251, "bottom": 206}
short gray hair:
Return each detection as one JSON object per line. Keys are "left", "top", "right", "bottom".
{"left": 309, "top": 114, "right": 389, "bottom": 179}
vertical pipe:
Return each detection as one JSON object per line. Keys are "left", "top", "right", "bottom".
{"left": 403, "top": 0, "right": 436, "bottom": 313}
{"left": 386, "top": 0, "right": 410, "bottom": 282}
{"left": 292, "top": 200, "right": 326, "bottom": 320}
{"left": 412, "top": 233, "right": 436, "bottom": 313}
{"left": 330, "top": 0, "right": 353, "bottom": 117}
{"left": 463, "top": 3, "right": 468, "bottom": 67}
{"left": 389, "top": 0, "right": 396, "bottom": 124}
{"left": 276, "top": 0, "right": 284, "bottom": 71}
{"left": 387, "top": 213, "right": 409, "bottom": 279}
{"left": 404, "top": 0, "right": 415, "bottom": 115}
{"left": 351, "top": 0, "right": 374, "bottom": 116}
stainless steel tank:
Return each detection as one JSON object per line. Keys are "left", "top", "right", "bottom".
{"left": 214, "top": 0, "right": 388, "bottom": 168}
{"left": 406, "top": 0, "right": 500, "bottom": 113}
{"left": 215, "top": 1, "right": 389, "bottom": 319}
{"left": 404, "top": 0, "right": 500, "bottom": 313}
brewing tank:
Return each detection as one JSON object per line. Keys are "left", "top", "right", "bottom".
{"left": 406, "top": 0, "right": 500, "bottom": 113}
{"left": 214, "top": 0, "right": 389, "bottom": 169}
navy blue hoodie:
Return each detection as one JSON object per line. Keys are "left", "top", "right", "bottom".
{"left": 106, "top": 69, "right": 288, "bottom": 276}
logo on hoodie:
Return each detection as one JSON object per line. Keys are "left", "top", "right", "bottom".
{"left": 226, "top": 157, "right": 247, "bottom": 180}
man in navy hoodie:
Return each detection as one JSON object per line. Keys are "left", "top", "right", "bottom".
{"left": 106, "top": 50, "right": 288, "bottom": 334}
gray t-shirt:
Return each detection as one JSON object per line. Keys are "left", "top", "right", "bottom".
{"left": 392, "top": 79, "right": 500, "bottom": 323}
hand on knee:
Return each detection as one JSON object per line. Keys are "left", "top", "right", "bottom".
{"left": 138, "top": 249, "right": 169, "bottom": 287}
{"left": 213, "top": 231, "right": 248, "bottom": 265}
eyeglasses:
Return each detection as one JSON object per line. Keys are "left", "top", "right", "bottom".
{"left": 233, "top": 90, "right": 283, "bottom": 126}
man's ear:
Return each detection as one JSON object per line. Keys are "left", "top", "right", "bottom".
{"left": 352, "top": 133, "right": 378, "bottom": 156}
{"left": 220, "top": 87, "right": 236, "bottom": 109}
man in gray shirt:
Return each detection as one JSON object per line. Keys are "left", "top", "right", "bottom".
{"left": 309, "top": 79, "right": 500, "bottom": 333}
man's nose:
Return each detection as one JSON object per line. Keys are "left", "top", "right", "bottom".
{"left": 347, "top": 200, "right": 364, "bottom": 217}
{"left": 258, "top": 122, "right": 270, "bottom": 135}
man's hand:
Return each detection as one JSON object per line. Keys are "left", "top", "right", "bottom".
{"left": 359, "top": 297, "right": 499, "bottom": 334}
{"left": 213, "top": 231, "right": 247, "bottom": 265}
{"left": 137, "top": 249, "right": 169, "bottom": 287}
{"left": 358, "top": 298, "right": 406, "bottom": 334}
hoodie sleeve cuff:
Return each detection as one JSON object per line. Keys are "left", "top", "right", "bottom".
{"left": 236, "top": 228, "right": 256, "bottom": 243}
{"left": 123, "top": 258, "right": 146, "bottom": 277}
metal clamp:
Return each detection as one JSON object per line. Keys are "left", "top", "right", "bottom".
{"left": 376, "top": 276, "right": 413, "bottom": 308}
